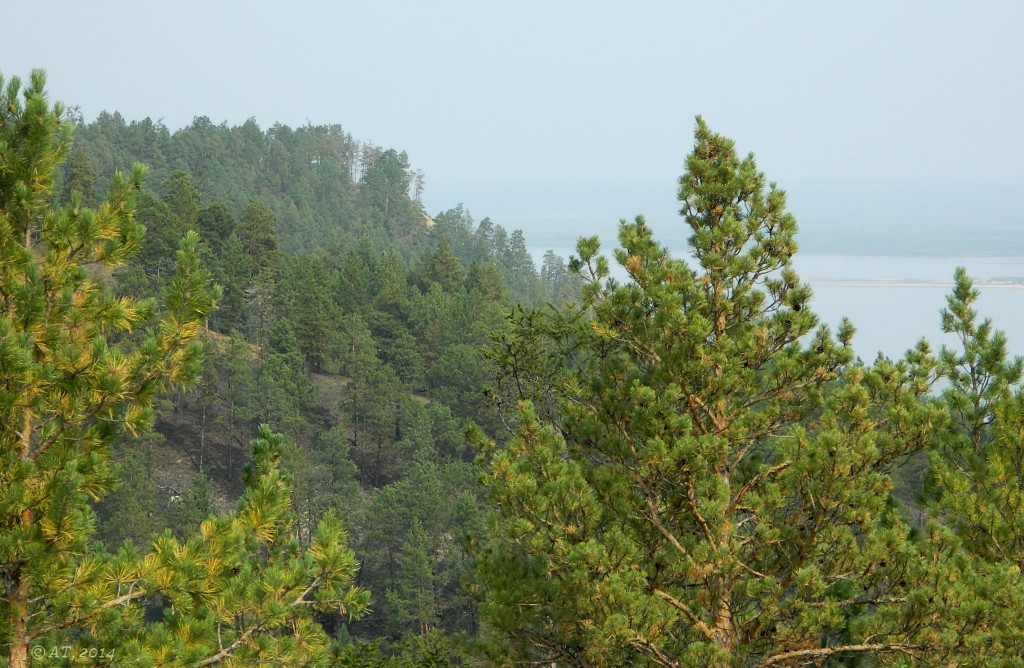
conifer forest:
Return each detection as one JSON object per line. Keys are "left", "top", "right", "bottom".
{"left": 5, "top": 68, "right": 1024, "bottom": 667}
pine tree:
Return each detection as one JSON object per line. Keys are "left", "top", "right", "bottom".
{"left": 472, "top": 119, "right": 952, "bottom": 666}
{"left": 167, "top": 470, "right": 215, "bottom": 540}
{"left": 0, "top": 69, "right": 216, "bottom": 667}
{"left": 237, "top": 199, "right": 281, "bottom": 277}
{"left": 161, "top": 169, "right": 200, "bottom": 233}
{"left": 466, "top": 261, "right": 508, "bottom": 303}
{"left": 0, "top": 70, "right": 370, "bottom": 667}
{"left": 130, "top": 190, "right": 180, "bottom": 281}
{"left": 929, "top": 267, "right": 1024, "bottom": 560}
{"left": 276, "top": 254, "right": 342, "bottom": 372}
{"left": 213, "top": 233, "right": 250, "bottom": 333}
{"left": 234, "top": 199, "right": 281, "bottom": 347}
{"left": 129, "top": 426, "right": 370, "bottom": 666}
{"left": 385, "top": 519, "right": 440, "bottom": 637}
{"left": 923, "top": 268, "right": 1024, "bottom": 663}
{"left": 538, "top": 249, "right": 581, "bottom": 305}
{"left": 416, "top": 240, "right": 465, "bottom": 293}
{"left": 94, "top": 436, "right": 164, "bottom": 549}
{"left": 195, "top": 202, "right": 236, "bottom": 257}
{"left": 208, "top": 331, "right": 259, "bottom": 478}
{"left": 58, "top": 146, "right": 98, "bottom": 207}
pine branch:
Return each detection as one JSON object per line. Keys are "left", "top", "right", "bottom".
{"left": 195, "top": 623, "right": 264, "bottom": 667}
{"left": 194, "top": 573, "right": 334, "bottom": 667}
{"left": 755, "top": 643, "right": 924, "bottom": 667}
{"left": 651, "top": 588, "right": 716, "bottom": 644}
{"left": 678, "top": 382, "right": 713, "bottom": 436}
{"left": 28, "top": 589, "right": 147, "bottom": 640}
{"left": 727, "top": 461, "right": 790, "bottom": 517}
{"left": 644, "top": 493, "right": 694, "bottom": 565}
{"left": 289, "top": 574, "right": 325, "bottom": 608}
{"left": 631, "top": 631, "right": 681, "bottom": 667}
{"left": 683, "top": 478, "right": 716, "bottom": 545}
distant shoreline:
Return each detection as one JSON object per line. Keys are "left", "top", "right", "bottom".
{"left": 530, "top": 242, "right": 1024, "bottom": 264}
{"left": 809, "top": 279, "right": 1024, "bottom": 289}
{"left": 799, "top": 248, "right": 1024, "bottom": 260}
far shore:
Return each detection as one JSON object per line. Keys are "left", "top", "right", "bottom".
{"left": 810, "top": 279, "right": 1024, "bottom": 289}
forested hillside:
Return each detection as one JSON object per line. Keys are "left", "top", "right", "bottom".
{"left": 61, "top": 101, "right": 582, "bottom": 656}
{"left": 6, "top": 69, "right": 1024, "bottom": 667}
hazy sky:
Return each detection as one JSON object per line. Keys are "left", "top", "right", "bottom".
{"left": 5, "top": 1, "right": 1024, "bottom": 240}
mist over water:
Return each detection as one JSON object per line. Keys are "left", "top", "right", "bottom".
{"left": 431, "top": 181, "right": 1024, "bottom": 362}
{"left": 528, "top": 240, "right": 1024, "bottom": 362}
{"left": 795, "top": 255, "right": 1024, "bottom": 362}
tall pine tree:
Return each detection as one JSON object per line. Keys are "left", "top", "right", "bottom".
{"left": 0, "top": 68, "right": 214, "bottom": 667}
{"left": 472, "top": 118, "right": 954, "bottom": 666}
{"left": 0, "top": 70, "right": 369, "bottom": 667}
{"left": 923, "top": 268, "right": 1024, "bottom": 663}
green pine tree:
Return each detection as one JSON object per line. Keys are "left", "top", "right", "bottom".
{"left": 471, "top": 118, "right": 953, "bottom": 666}
{"left": 131, "top": 426, "right": 370, "bottom": 666}
{"left": 923, "top": 268, "right": 1024, "bottom": 663}
{"left": 385, "top": 519, "right": 440, "bottom": 637}
{"left": 195, "top": 202, "right": 236, "bottom": 257}
{"left": 416, "top": 239, "right": 465, "bottom": 293}
{"left": 929, "top": 267, "right": 1024, "bottom": 561}
{"left": 167, "top": 470, "right": 215, "bottom": 540}
{"left": 94, "top": 436, "right": 164, "bottom": 549}
{"left": 0, "top": 70, "right": 370, "bottom": 667}
{"left": 58, "top": 146, "right": 98, "bottom": 207}
{"left": 0, "top": 69, "right": 216, "bottom": 667}
{"left": 237, "top": 199, "right": 281, "bottom": 277}
{"left": 161, "top": 170, "right": 200, "bottom": 233}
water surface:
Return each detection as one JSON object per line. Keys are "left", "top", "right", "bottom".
{"left": 530, "top": 246, "right": 1024, "bottom": 362}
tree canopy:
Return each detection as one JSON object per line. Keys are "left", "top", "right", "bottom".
{"left": 471, "top": 118, "right": 1011, "bottom": 666}
{"left": 7, "top": 67, "right": 1024, "bottom": 667}
{"left": 0, "top": 69, "right": 369, "bottom": 668}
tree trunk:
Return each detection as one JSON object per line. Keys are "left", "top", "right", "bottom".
{"left": 199, "top": 401, "right": 207, "bottom": 472}
{"left": 9, "top": 560, "right": 29, "bottom": 668}
{"left": 10, "top": 413, "right": 34, "bottom": 667}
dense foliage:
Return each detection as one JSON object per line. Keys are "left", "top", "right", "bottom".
{"left": 471, "top": 122, "right": 1024, "bottom": 666}
{"left": 0, "top": 70, "right": 370, "bottom": 668}
{"left": 3, "top": 67, "right": 1024, "bottom": 666}
{"left": 49, "top": 71, "right": 572, "bottom": 663}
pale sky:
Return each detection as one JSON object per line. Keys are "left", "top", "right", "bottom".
{"left": 5, "top": 1, "right": 1024, "bottom": 245}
